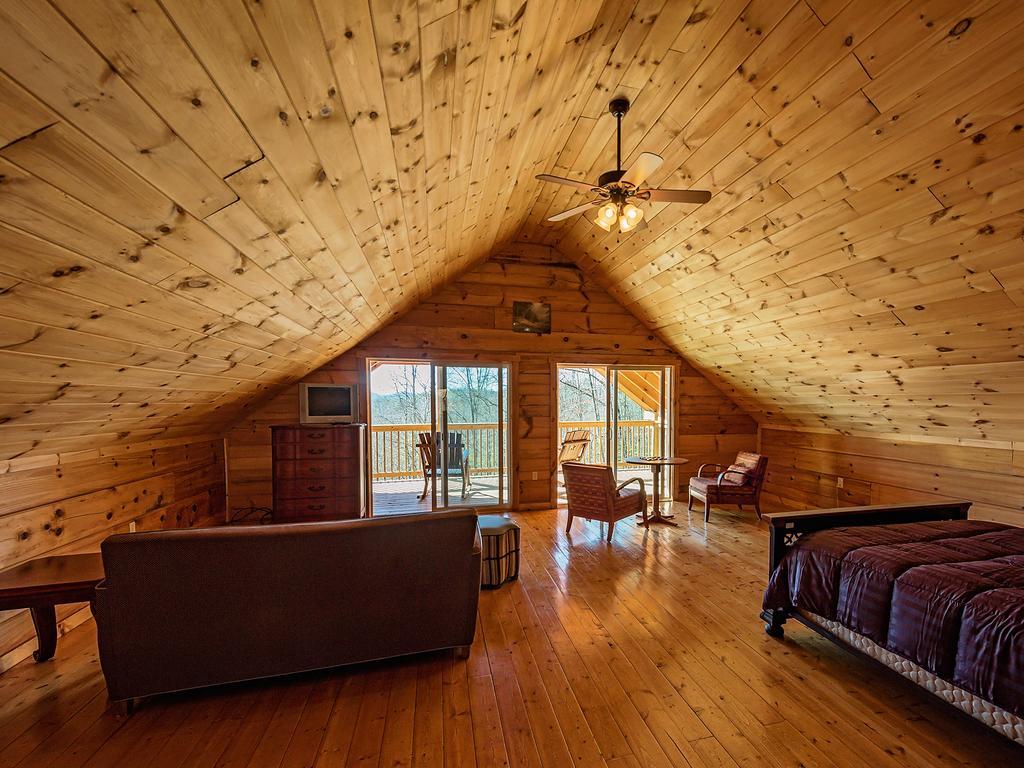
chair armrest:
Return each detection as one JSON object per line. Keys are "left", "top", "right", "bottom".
{"left": 616, "top": 477, "right": 646, "bottom": 496}
{"left": 716, "top": 469, "right": 750, "bottom": 487}
{"left": 697, "top": 463, "right": 722, "bottom": 477}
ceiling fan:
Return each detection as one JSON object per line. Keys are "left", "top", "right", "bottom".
{"left": 537, "top": 98, "right": 712, "bottom": 233}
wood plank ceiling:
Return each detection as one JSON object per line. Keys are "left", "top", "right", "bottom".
{"left": 0, "top": 0, "right": 1022, "bottom": 460}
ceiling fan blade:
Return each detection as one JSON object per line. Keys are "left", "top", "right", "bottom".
{"left": 621, "top": 152, "right": 664, "bottom": 187}
{"left": 641, "top": 188, "right": 712, "bottom": 204}
{"left": 547, "top": 200, "right": 600, "bottom": 222}
{"left": 536, "top": 174, "right": 598, "bottom": 192}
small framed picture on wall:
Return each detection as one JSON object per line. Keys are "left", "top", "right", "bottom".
{"left": 512, "top": 301, "right": 551, "bottom": 334}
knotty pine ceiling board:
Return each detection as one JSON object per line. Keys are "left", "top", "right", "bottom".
{"left": 0, "top": 0, "right": 1023, "bottom": 460}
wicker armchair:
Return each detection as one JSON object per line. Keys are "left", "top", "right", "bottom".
{"left": 687, "top": 451, "right": 768, "bottom": 522}
{"left": 562, "top": 462, "right": 647, "bottom": 542}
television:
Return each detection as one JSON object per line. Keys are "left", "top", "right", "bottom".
{"left": 299, "top": 383, "right": 357, "bottom": 424}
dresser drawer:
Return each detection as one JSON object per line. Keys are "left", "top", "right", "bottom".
{"left": 272, "top": 427, "right": 335, "bottom": 445}
{"left": 275, "top": 477, "right": 337, "bottom": 500}
{"left": 275, "top": 443, "right": 337, "bottom": 460}
{"left": 273, "top": 498, "right": 361, "bottom": 522}
{"left": 273, "top": 498, "right": 340, "bottom": 520}
{"left": 273, "top": 459, "right": 336, "bottom": 480}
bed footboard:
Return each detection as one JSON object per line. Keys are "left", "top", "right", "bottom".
{"left": 759, "top": 500, "right": 972, "bottom": 637}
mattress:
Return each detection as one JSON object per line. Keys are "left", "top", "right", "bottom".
{"left": 763, "top": 520, "right": 1024, "bottom": 719}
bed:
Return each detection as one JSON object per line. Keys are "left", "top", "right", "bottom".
{"left": 760, "top": 500, "right": 1024, "bottom": 746}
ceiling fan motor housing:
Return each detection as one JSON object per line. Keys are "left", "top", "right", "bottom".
{"left": 598, "top": 169, "right": 627, "bottom": 188}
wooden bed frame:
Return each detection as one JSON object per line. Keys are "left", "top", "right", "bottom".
{"left": 759, "top": 500, "right": 973, "bottom": 638}
{"left": 757, "top": 500, "right": 1024, "bottom": 746}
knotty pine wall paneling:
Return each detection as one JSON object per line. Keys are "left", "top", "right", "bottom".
{"left": 760, "top": 427, "right": 1024, "bottom": 526}
{"left": 226, "top": 248, "right": 756, "bottom": 511}
{"left": 0, "top": 436, "right": 226, "bottom": 670}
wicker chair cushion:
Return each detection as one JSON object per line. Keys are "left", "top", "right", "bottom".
{"left": 689, "top": 476, "right": 744, "bottom": 492}
{"left": 725, "top": 464, "right": 753, "bottom": 485}
{"left": 614, "top": 486, "right": 645, "bottom": 514}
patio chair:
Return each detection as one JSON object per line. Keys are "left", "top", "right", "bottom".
{"left": 416, "top": 431, "right": 472, "bottom": 501}
{"left": 687, "top": 451, "right": 768, "bottom": 522}
{"left": 557, "top": 429, "right": 591, "bottom": 465}
{"left": 562, "top": 461, "right": 647, "bottom": 543}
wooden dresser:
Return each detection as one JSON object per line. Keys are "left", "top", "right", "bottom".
{"left": 270, "top": 424, "right": 366, "bottom": 522}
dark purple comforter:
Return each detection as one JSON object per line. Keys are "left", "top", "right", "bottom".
{"left": 763, "top": 520, "right": 1024, "bottom": 717}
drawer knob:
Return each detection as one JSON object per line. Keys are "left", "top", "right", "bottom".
{"left": 308, "top": 504, "right": 326, "bottom": 511}
{"left": 308, "top": 485, "right": 326, "bottom": 492}
{"left": 308, "top": 448, "right": 326, "bottom": 455}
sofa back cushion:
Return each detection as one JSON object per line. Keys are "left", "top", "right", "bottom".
{"left": 96, "top": 509, "right": 480, "bottom": 700}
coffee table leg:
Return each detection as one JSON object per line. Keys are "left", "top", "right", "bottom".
{"left": 30, "top": 605, "right": 58, "bottom": 662}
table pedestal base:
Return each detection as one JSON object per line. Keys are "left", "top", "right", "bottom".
{"left": 637, "top": 511, "right": 677, "bottom": 526}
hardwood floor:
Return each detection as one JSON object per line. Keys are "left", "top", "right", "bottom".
{"left": 1, "top": 503, "right": 1020, "bottom": 767}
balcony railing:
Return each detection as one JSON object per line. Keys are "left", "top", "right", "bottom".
{"left": 370, "top": 420, "right": 658, "bottom": 482}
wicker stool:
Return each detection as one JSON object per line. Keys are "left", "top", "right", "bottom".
{"left": 478, "top": 515, "right": 520, "bottom": 589}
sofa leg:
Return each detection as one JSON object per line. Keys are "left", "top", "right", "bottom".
{"left": 687, "top": 493, "right": 694, "bottom": 511}
{"left": 453, "top": 645, "right": 471, "bottom": 660}
{"left": 565, "top": 514, "right": 573, "bottom": 534}
{"left": 704, "top": 498, "right": 711, "bottom": 523}
{"left": 607, "top": 522, "right": 615, "bottom": 542}
{"left": 117, "top": 698, "right": 137, "bottom": 717}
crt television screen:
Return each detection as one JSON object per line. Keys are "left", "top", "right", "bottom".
{"left": 307, "top": 386, "right": 352, "bottom": 417}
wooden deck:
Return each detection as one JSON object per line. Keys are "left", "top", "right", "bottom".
{"left": 372, "top": 475, "right": 504, "bottom": 515}
{"left": 0, "top": 503, "right": 1019, "bottom": 767}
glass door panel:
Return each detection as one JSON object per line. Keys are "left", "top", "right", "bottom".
{"left": 367, "top": 361, "right": 432, "bottom": 516}
{"left": 556, "top": 365, "right": 610, "bottom": 502}
{"left": 431, "top": 364, "right": 509, "bottom": 510}
{"left": 612, "top": 367, "right": 671, "bottom": 505}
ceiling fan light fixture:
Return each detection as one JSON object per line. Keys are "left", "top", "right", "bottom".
{"left": 617, "top": 202, "right": 643, "bottom": 233}
{"left": 594, "top": 201, "right": 618, "bottom": 231}
{"left": 622, "top": 202, "right": 643, "bottom": 222}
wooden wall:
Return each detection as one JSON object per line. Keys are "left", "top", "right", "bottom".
{"left": 0, "top": 436, "right": 226, "bottom": 670}
{"left": 760, "top": 427, "right": 1024, "bottom": 526}
{"left": 226, "top": 248, "right": 756, "bottom": 511}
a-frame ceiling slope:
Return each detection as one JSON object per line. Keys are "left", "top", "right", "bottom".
{"left": 0, "top": 0, "right": 1022, "bottom": 460}
{"left": 524, "top": 0, "right": 1024, "bottom": 444}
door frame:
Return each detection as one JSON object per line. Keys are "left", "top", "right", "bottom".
{"left": 552, "top": 358, "right": 679, "bottom": 507}
{"left": 363, "top": 355, "right": 515, "bottom": 514}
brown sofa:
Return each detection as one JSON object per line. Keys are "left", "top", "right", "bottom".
{"left": 94, "top": 509, "right": 481, "bottom": 705}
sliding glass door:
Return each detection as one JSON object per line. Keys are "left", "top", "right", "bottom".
{"left": 557, "top": 364, "right": 672, "bottom": 502}
{"left": 432, "top": 364, "right": 510, "bottom": 510}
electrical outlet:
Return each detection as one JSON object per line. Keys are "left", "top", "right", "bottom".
{"left": 836, "top": 477, "right": 844, "bottom": 489}
{"left": 532, "top": 471, "right": 538, "bottom": 480}
{"left": 129, "top": 520, "right": 137, "bottom": 533}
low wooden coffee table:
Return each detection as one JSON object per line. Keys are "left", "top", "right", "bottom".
{"left": 0, "top": 553, "right": 104, "bottom": 662}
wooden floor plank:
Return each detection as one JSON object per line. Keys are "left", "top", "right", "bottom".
{"left": 1, "top": 504, "right": 1021, "bottom": 767}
